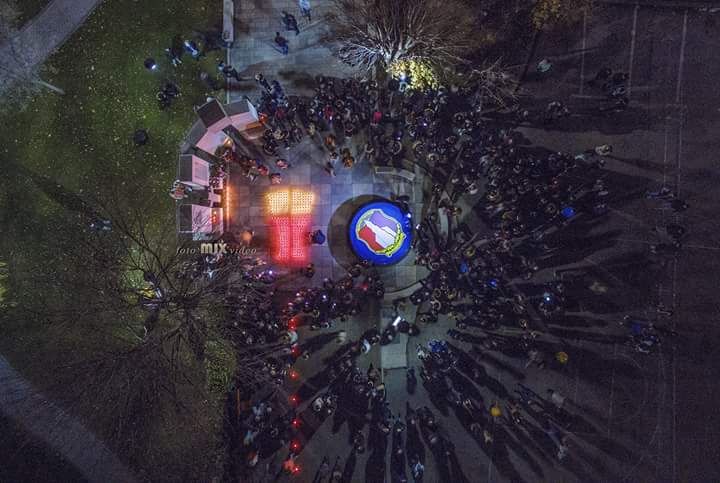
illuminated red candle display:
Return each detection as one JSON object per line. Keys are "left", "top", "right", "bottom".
{"left": 265, "top": 189, "right": 315, "bottom": 265}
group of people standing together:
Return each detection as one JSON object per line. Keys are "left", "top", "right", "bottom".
{"left": 205, "top": 25, "right": 686, "bottom": 477}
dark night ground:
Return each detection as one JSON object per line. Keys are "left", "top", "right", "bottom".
{"left": 3, "top": 2, "right": 720, "bottom": 483}
{"left": 263, "top": 4, "right": 720, "bottom": 483}
{"left": 0, "top": 414, "right": 87, "bottom": 483}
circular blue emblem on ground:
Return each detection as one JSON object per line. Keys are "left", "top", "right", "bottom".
{"left": 349, "top": 201, "right": 413, "bottom": 265}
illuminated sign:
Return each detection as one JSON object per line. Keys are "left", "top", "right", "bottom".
{"left": 349, "top": 201, "right": 412, "bottom": 265}
{"left": 265, "top": 189, "right": 315, "bottom": 265}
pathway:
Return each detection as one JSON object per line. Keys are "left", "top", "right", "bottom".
{"left": 227, "top": 0, "right": 358, "bottom": 102}
{"left": 0, "top": 0, "right": 103, "bottom": 82}
{"left": 0, "top": 2, "right": 137, "bottom": 480}
{"left": 0, "top": 355, "right": 138, "bottom": 483}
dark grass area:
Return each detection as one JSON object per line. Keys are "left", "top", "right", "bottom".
{"left": 0, "top": 0, "right": 224, "bottom": 320}
{"left": 0, "top": 0, "right": 224, "bottom": 377}
{"left": 0, "top": 413, "right": 87, "bottom": 483}
{"left": 0, "top": 0, "right": 225, "bottom": 480}
{"left": 14, "top": 0, "right": 52, "bottom": 26}
{"left": 3, "top": 0, "right": 224, "bottom": 205}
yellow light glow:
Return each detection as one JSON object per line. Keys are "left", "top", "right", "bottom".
{"left": 225, "top": 184, "right": 230, "bottom": 221}
{"left": 265, "top": 189, "right": 314, "bottom": 216}
{"left": 266, "top": 190, "right": 291, "bottom": 215}
{"left": 291, "top": 190, "right": 315, "bottom": 215}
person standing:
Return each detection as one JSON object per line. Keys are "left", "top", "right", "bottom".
{"left": 200, "top": 71, "right": 221, "bottom": 91}
{"left": 217, "top": 61, "right": 242, "bottom": 81}
{"left": 410, "top": 456, "right": 424, "bottom": 482}
{"left": 324, "top": 133, "right": 337, "bottom": 152}
{"left": 241, "top": 229, "right": 254, "bottom": 245}
{"left": 255, "top": 73, "right": 272, "bottom": 92}
{"left": 144, "top": 57, "right": 158, "bottom": 71}
{"left": 89, "top": 218, "right": 112, "bottom": 232}
{"left": 270, "top": 80, "right": 286, "bottom": 102}
{"left": 589, "top": 67, "right": 612, "bottom": 86}
{"left": 304, "top": 263, "right": 316, "bottom": 278}
{"left": 164, "top": 47, "right": 182, "bottom": 67}
{"left": 310, "top": 229, "right": 326, "bottom": 245}
{"left": 669, "top": 198, "right": 689, "bottom": 213}
{"left": 594, "top": 144, "right": 613, "bottom": 156}
{"left": 282, "top": 11, "right": 300, "bottom": 35}
{"left": 183, "top": 39, "right": 202, "bottom": 59}
{"left": 547, "top": 389, "right": 566, "bottom": 411}
{"left": 274, "top": 32, "right": 289, "bottom": 55}
{"left": 536, "top": 58, "right": 552, "bottom": 74}
{"left": 324, "top": 159, "right": 336, "bottom": 177}
{"left": 299, "top": 0, "right": 312, "bottom": 22}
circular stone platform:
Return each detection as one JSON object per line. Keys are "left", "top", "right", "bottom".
{"left": 349, "top": 201, "right": 413, "bottom": 266}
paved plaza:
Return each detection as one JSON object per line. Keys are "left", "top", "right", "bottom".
{"left": 226, "top": 133, "right": 430, "bottom": 291}
{"left": 4, "top": 0, "right": 720, "bottom": 482}
{"left": 226, "top": 2, "right": 720, "bottom": 483}
{"left": 227, "top": 0, "right": 357, "bottom": 102}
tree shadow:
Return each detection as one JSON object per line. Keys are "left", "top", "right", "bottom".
{"left": 340, "top": 448, "right": 357, "bottom": 483}
{"left": 364, "top": 425, "right": 387, "bottom": 483}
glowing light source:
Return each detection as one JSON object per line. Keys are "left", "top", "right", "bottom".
{"left": 265, "top": 189, "right": 314, "bottom": 217}
{"left": 265, "top": 189, "right": 315, "bottom": 265}
{"left": 225, "top": 185, "right": 230, "bottom": 222}
{"left": 291, "top": 190, "right": 315, "bottom": 215}
{"left": 271, "top": 215, "right": 292, "bottom": 262}
{"left": 266, "top": 190, "right": 291, "bottom": 215}
{"left": 288, "top": 315, "right": 301, "bottom": 330}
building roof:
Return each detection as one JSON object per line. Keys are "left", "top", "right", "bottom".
{"left": 225, "top": 99, "right": 252, "bottom": 116}
{"left": 196, "top": 99, "right": 228, "bottom": 130}
{"left": 178, "top": 154, "right": 210, "bottom": 186}
{"left": 178, "top": 203, "right": 219, "bottom": 234}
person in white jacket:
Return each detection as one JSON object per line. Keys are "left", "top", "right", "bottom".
{"left": 299, "top": 0, "right": 311, "bottom": 21}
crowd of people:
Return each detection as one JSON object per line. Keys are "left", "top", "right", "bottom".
{"left": 143, "top": 32, "right": 225, "bottom": 112}
{"left": 157, "top": 51, "right": 685, "bottom": 478}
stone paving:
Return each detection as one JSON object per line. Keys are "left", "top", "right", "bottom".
{"left": 227, "top": 131, "right": 430, "bottom": 291}
{"left": 0, "top": 355, "right": 138, "bottom": 483}
{"left": 225, "top": 2, "right": 720, "bottom": 482}
{"left": 225, "top": 1, "right": 433, "bottom": 291}
{"left": 0, "top": 0, "right": 103, "bottom": 92}
{"left": 227, "top": 0, "right": 358, "bottom": 102}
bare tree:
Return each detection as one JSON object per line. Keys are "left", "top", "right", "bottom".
{"left": 327, "top": 0, "right": 473, "bottom": 77}
{"left": 2, "top": 187, "right": 285, "bottom": 452}
{"left": 466, "top": 60, "right": 519, "bottom": 111}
